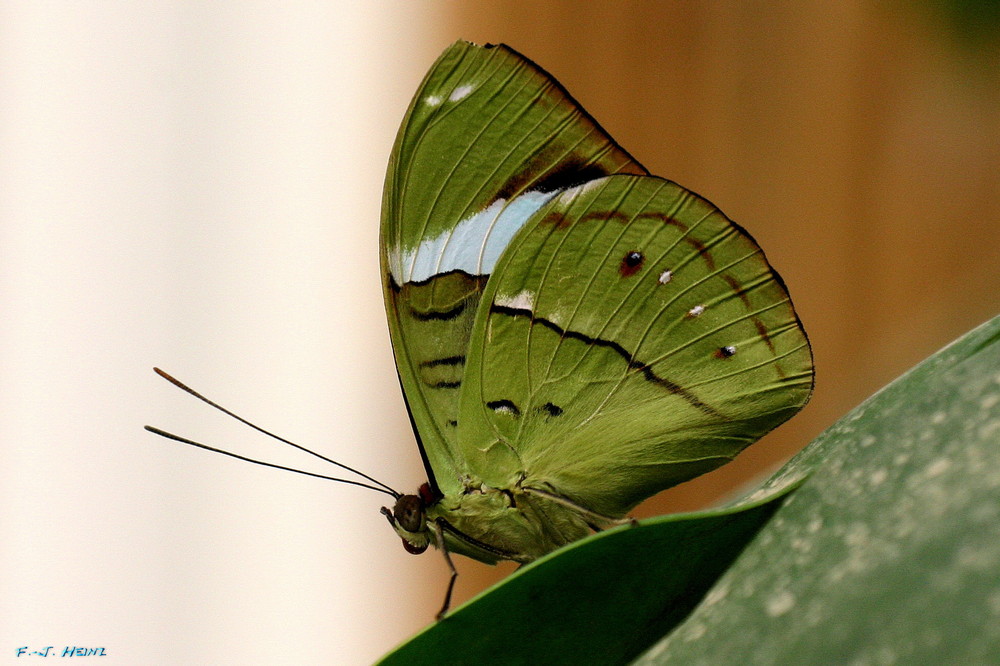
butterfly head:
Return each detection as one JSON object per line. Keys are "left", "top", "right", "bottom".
{"left": 380, "top": 482, "right": 436, "bottom": 555}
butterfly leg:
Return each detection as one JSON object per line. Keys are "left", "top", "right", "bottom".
{"left": 522, "top": 486, "right": 637, "bottom": 528}
{"left": 431, "top": 518, "right": 458, "bottom": 620}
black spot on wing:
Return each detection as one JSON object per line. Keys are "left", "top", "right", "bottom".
{"left": 390, "top": 270, "right": 488, "bottom": 321}
{"left": 410, "top": 302, "right": 466, "bottom": 322}
{"left": 532, "top": 161, "right": 611, "bottom": 194}
{"left": 538, "top": 402, "right": 563, "bottom": 417}
{"left": 431, "top": 380, "right": 462, "bottom": 389}
{"left": 420, "top": 355, "right": 466, "bottom": 368}
{"left": 495, "top": 155, "right": 612, "bottom": 201}
{"left": 486, "top": 399, "right": 521, "bottom": 417}
{"left": 419, "top": 356, "right": 465, "bottom": 390}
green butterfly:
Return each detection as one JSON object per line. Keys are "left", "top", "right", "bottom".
{"left": 380, "top": 41, "right": 813, "bottom": 612}
{"left": 147, "top": 40, "right": 812, "bottom": 620}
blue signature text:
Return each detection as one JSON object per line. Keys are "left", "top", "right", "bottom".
{"left": 16, "top": 646, "right": 107, "bottom": 657}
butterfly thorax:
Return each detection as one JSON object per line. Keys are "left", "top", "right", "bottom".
{"left": 383, "top": 480, "right": 592, "bottom": 565}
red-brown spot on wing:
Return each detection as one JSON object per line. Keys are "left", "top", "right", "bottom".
{"left": 636, "top": 211, "right": 688, "bottom": 231}
{"left": 723, "top": 275, "right": 751, "bottom": 308}
{"left": 541, "top": 211, "right": 572, "bottom": 229}
{"left": 581, "top": 210, "right": 630, "bottom": 225}
{"left": 619, "top": 250, "right": 644, "bottom": 277}
{"left": 685, "top": 237, "right": 715, "bottom": 270}
{"left": 754, "top": 317, "right": 776, "bottom": 354}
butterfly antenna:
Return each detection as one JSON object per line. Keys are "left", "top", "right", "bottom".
{"left": 147, "top": 367, "right": 400, "bottom": 498}
{"left": 144, "top": 426, "right": 397, "bottom": 497}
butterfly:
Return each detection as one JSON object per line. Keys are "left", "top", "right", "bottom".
{"left": 147, "top": 40, "right": 812, "bottom": 620}
{"left": 378, "top": 41, "right": 813, "bottom": 614}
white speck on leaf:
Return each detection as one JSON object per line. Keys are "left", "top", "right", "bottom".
{"left": 844, "top": 522, "right": 871, "bottom": 548}
{"left": 955, "top": 543, "right": 998, "bottom": 571}
{"left": 987, "top": 590, "right": 1000, "bottom": 615}
{"left": 925, "top": 458, "right": 951, "bottom": 478}
{"left": 979, "top": 419, "right": 1000, "bottom": 440}
{"left": 790, "top": 537, "right": 812, "bottom": 553}
{"left": 765, "top": 590, "right": 796, "bottom": 617}
{"left": 870, "top": 469, "right": 888, "bottom": 486}
{"left": 683, "top": 622, "right": 707, "bottom": 641}
{"left": 704, "top": 582, "right": 730, "bottom": 606}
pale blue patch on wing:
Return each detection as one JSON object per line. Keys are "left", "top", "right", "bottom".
{"left": 395, "top": 190, "right": 557, "bottom": 283}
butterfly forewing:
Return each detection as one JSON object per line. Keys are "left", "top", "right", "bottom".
{"left": 381, "top": 42, "right": 646, "bottom": 494}
{"left": 457, "top": 175, "right": 813, "bottom": 518}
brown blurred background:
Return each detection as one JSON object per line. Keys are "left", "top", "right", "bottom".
{"left": 434, "top": 0, "right": 1000, "bottom": 607}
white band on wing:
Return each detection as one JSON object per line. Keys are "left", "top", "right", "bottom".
{"left": 393, "top": 190, "right": 558, "bottom": 284}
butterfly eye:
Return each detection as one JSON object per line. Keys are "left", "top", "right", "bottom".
{"left": 393, "top": 494, "right": 426, "bottom": 533}
{"left": 619, "top": 250, "right": 644, "bottom": 277}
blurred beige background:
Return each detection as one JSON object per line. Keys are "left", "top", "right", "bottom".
{"left": 2, "top": 3, "right": 997, "bottom": 664}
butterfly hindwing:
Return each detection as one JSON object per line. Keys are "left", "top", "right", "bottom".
{"left": 381, "top": 42, "right": 646, "bottom": 495}
{"left": 456, "top": 175, "right": 814, "bottom": 518}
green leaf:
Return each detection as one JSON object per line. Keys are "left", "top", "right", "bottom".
{"left": 636, "top": 314, "right": 1000, "bottom": 664}
{"left": 378, "top": 477, "right": 803, "bottom": 665}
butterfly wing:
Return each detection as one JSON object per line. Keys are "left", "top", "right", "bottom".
{"left": 381, "top": 42, "right": 646, "bottom": 495}
{"left": 456, "top": 175, "right": 814, "bottom": 518}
